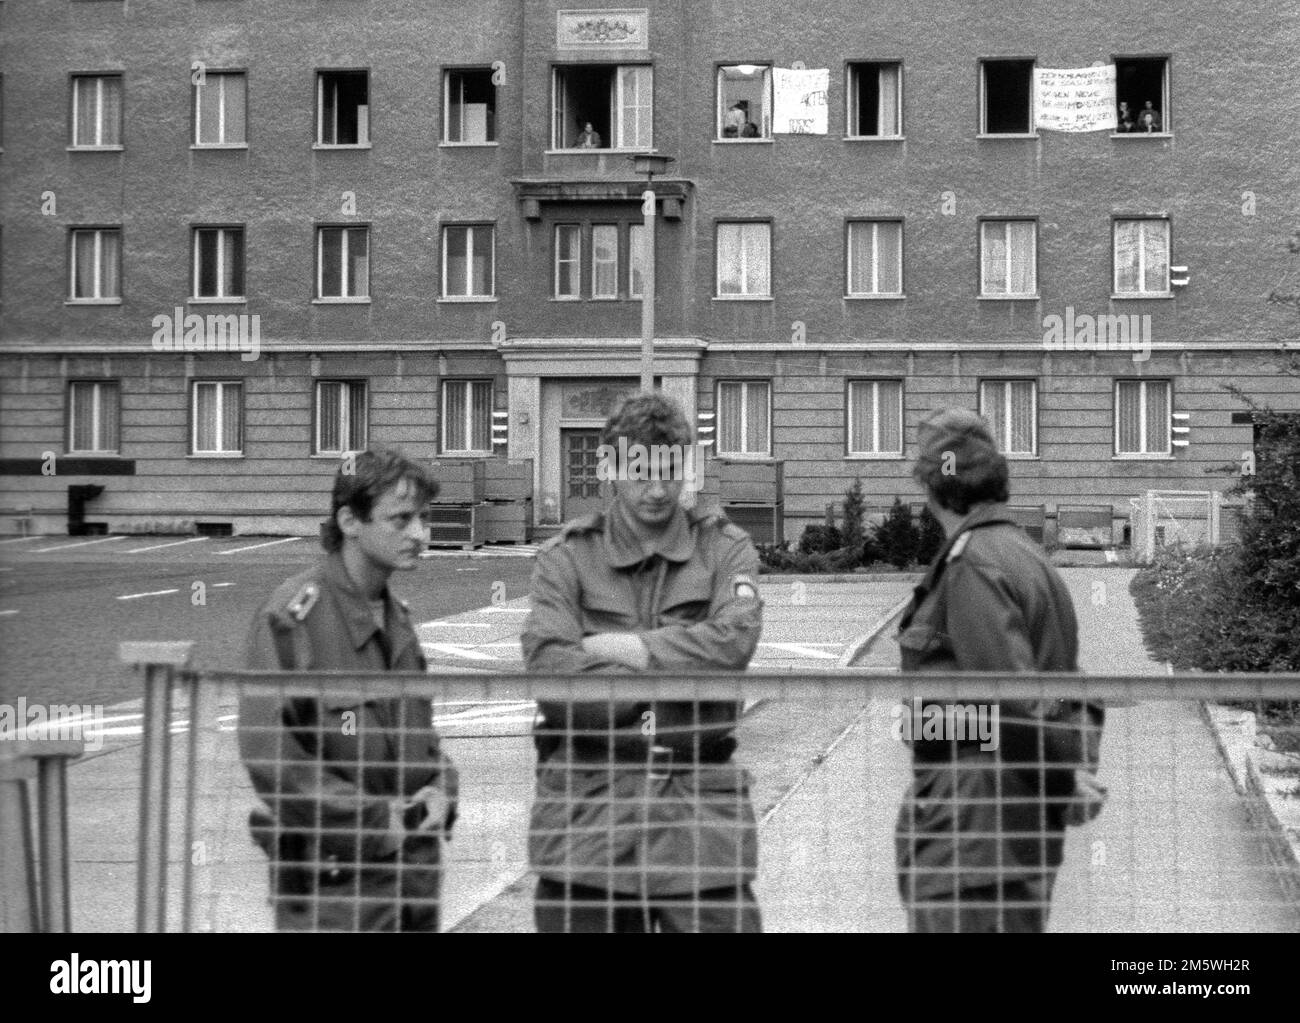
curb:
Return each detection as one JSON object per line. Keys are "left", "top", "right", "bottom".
{"left": 1199, "top": 700, "right": 1300, "bottom": 905}
{"left": 838, "top": 595, "right": 912, "bottom": 667}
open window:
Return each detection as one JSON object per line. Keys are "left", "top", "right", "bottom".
{"left": 551, "top": 65, "right": 652, "bottom": 150}
{"left": 717, "top": 65, "right": 772, "bottom": 139}
{"left": 317, "top": 70, "right": 369, "bottom": 146}
{"left": 847, "top": 62, "right": 901, "bottom": 137}
{"left": 444, "top": 69, "right": 496, "bottom": 143}
{"left": 980, "top": 59, "right": 1034, "bottom": 135}
{"left": 1114, "top": 57, "right": 1169, "bottom": 133}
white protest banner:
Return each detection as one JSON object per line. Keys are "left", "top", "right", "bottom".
{"left": 773, "top": 67, "right": 829, "bottom": 134}
{"left": 1034, "top": 65, "right": 1117, "bottom": 132}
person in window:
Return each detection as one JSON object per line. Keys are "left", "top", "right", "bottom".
{"left": 741, "top": 119, "right": 760, "bottom": 138}
{"left": 1138, "top": 101, "right": 1162, "bottom": 132}
{"left": 576, "top": 121, "right": 602, "bottom": 148}
{"left": 723, "top": 102, "right": 746, "bottom": 138}
{"left": 1116, "top": 101, "right": 1135, "bottom": 133}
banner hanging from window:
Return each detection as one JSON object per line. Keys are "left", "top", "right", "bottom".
{"left": 1034, "top": 65, "right": 1117, "bottom": 132}
{"left": 773, "top": 67, "right": 829, "bottom": 134}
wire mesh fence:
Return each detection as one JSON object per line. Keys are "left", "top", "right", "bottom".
{"left": 93, "top": 660, "right": 1300, "bottom": 934}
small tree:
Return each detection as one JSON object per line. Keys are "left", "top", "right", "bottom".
{"left": 842, "top": 478, "right": 867, "bottom": 555}
{"left": 874, "top": 497, "right": 918, "bottom": 569}
{"left": 915, "top": 505, "right": 945, "bottom": 565}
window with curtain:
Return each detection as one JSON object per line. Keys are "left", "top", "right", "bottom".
{"left": 1115, "top": 379, "right": 1170, "bottom": 455}
{"left": 442, "top": 380, "right": 493, "bottom": 453}
{"left": 847, "top": 220, "right": 903, "bottom": 295}
{"left": 716, "top": 222, "right": 771, "bottom": 297}
{"left": 193, "top": 227, "right": 245, "bottom": 299}
{"left": 980, "top": 220, "right": 1036, "bottom": 296}
{"left": 72, "top": 74, "right": 122, "bottom": 147}
{"left": 1114, "top": 219, "right": 1170, "bottom": 294}
{"left": 194, "top": 71, "right": 246, "bottom": 146}
{"left": 191, "top": 381, "right": 243, "bottom": 455}
{"left": 847, "top": 380, "right": 903, "bottom": 455}
{"left": 442, "top": 225, "right": 494, "bottom": 298}
{"left": 848, "top": 63, "right": 901, "bottom": 137}
{"left": 68, "top": 381, "right": 120, "bottom": 453}
{"left": 70, "top": 228, "right": 121, "bottom": 300}
{"left": 716, "top": 380, "right": 771, "bottom": 456}
{"left": 591, "top": 225, "right": 619, "bottom": 298}
{"left": 554, "top": 224, "right": 581, "bottom": 297}
{"left": 979, "top": 379, "right": 1037, "bottom": 455}
{"left": 317, "top": 226, "right": 369, "bottom": 299}
{"left": 315, "top": 380, "right": 367, "bottom": 455}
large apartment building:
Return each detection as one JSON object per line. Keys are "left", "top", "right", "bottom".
{"left": 1, "top": 0, "right": 1297, "bottom": 542}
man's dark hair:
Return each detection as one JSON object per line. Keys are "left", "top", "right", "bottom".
{"left": 911, "top": 407, "right": 1010, "bottom": 515}
{"left": 321, "top": 447, "right": 438, "bottom": 552}
{"left": 600, "top": 391, "right": 693, "bottom": 473}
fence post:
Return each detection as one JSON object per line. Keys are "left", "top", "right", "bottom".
{"left": 121, "top": 641, "right": 194, "bottom": 934}
{"left": 32, "top": 739, "right": 84, "bottom": 933}
{"left": 0, "top": 752, "right": 39, "bottom": 932}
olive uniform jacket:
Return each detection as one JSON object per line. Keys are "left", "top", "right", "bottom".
{"left": 239, "top": 552, "right": 456, "bottom": 889}
{"left": 895, "top": 502, "right": 1104, "bottom": 901}
{"left": 520, "top": 502, "right": 764, "bottom": 896}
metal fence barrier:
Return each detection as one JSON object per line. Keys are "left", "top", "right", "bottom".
{"left": 105, "top": 641, "right": 1300, "bottom": 934}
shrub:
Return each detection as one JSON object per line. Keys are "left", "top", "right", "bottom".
{"left": 874, "top": 497, "right": 918, "bottom": 569}
{"left": 798, "top": 523, "right": 842, "bottom": 555}
{"left": 915, "top": 505, "right": 945, "bottom": 566}
{"left": 842, "top": 478, "right": 868, "bottom": 554}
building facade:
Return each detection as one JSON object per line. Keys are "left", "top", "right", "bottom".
{"left": 1, "top": 0, "right": 1297, "bottom": 541}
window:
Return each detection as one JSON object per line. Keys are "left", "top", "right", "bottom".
{"left": 69, "top": 228, "right": 121, "bottom": 300}
{"left": 554, "top": 224, "right": 581, "bottom": 298}
{"left": 717, "top": 64, "right": 772, "bottom": 139}
{"left": 979, "top": 220, "right": 1036, "bottom": 296}
{"left": 441, "top": 380, "right": 493, "bottom": 453}
{"left": 847, "top": 380, "right": 903, "bottom": 456}
{"left": 1115, "top": 57, "right": 1169, "bottom": 133}
{"left": 716, "top": 222, "right": 771, "bottom": 298}
{"left": 314, "top": 380, "right": 367, "bottom": 455}
{"left": 442, "top": 225, "right": 494, "bottom": 298}
{"left": 191, "top": 381, "right": 243, "bottom": 455}
{"left": 192, "top": 227, "right": 245, "bottom": 299}
{"left": 1114, "top": 219, "right": 1170, "bottom": 295}
{"left": 847, "top": 62, "right": 901, "bottom": 137}
{"left": 444, "top": 69, "right": 496, "bottom": 143}
{"left": 591, "top": 225, "right": 619, "bottom": 299}
{"left": 979, "top": 380, "right": 1037, "bottom": 455}
{"left": 980, "top": 59, "right": 1034, "bottom": 135}
{"left": 316, "top": 226, "right": 369, "bottom": 299}
{"left": 628, "top": 223, "right": 646, "bottom": 298}
{"left": 1115, "top": 379, "right": 1171, "bottom": 455}
{"left": 551, "top": 65, "right": 652, "bottom": 149}
{"left": 71, "top": 74, "right": 123, "bottom": 147}
{"left": 717, "top": 381, "right": 771, "bottom": 456}
{"left": 67, "top": 381, "right": 119, "bottom": 453}
{"left": 317, "top": 71, "right": 369, "bottom": 145}
{"left": 847, "top": 220, "right": 903, "bottom": 296}
{"left": 194, "top": 71, "right": 246, "bottom": 145}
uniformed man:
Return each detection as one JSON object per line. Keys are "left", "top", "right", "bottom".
{"left": 521, "top": 392, "right": 764, "bottom": 932}
{"left": 239, "top": 447, "right": 457, "bottom": 932}
{"left": 895, "top": 407, "right": 1106, "bottom": 933}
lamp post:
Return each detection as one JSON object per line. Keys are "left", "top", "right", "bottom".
{"left": 630, "top": 154, "right": 675, "bottom": 392}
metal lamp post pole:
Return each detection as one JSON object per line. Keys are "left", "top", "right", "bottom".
{"left": 640, "top": 181, "right": 656, "bottom": 393}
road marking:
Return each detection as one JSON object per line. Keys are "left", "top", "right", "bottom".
{"left": 33, "top": 535, "right": 125, "bottom": 553}
{"left": 481, "top": 606, "right": 528, "bottom": 613}
{"left": 758, "top": 642, "right": 841, "bottom": 659}
{"left": 212, "top": 582, "right": 235, "bottom": 588}
{"left": 421, "top": 643, "right": 500, "bottom": 661}
{"left": 117, "top": 588, "right": 180, "bottom": 601}
{"left": 123, "top": 537, "right": 210, "bottom": 554}
{"left": 0, "top": 536, "right": 42, "bottom": 545}
{"left": 0, "top": 609, "right": 17, "bottom": 616}
{"left": 419, "top": 621, "right": 494, "bottom": 629}
{"left": 218, "top": 537, "right": 302, "bottom": 555}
